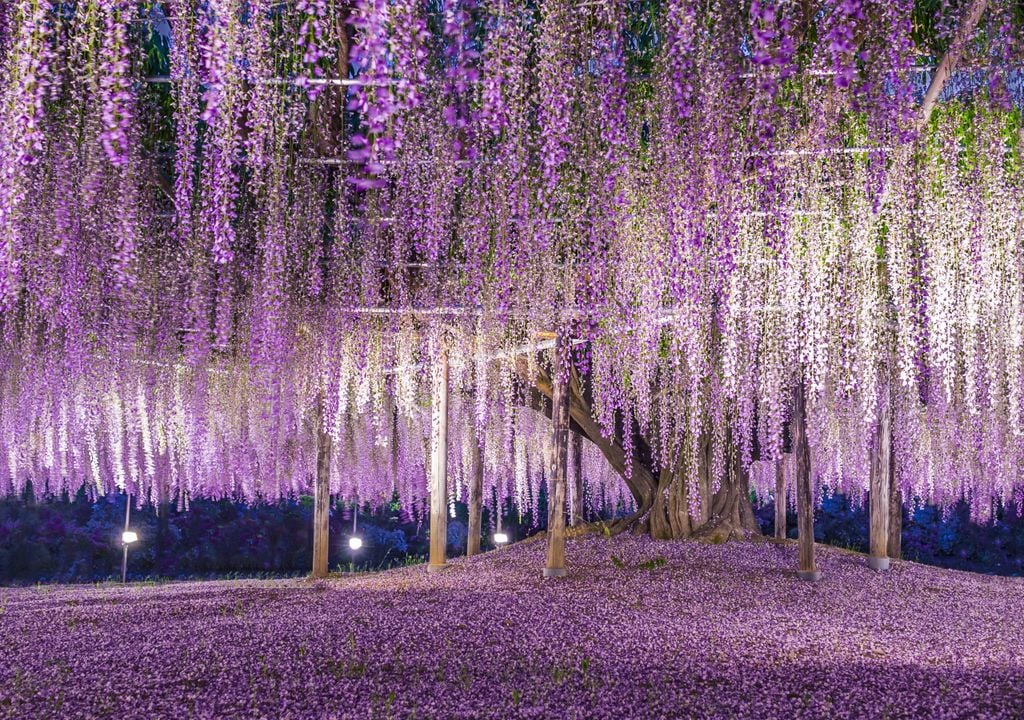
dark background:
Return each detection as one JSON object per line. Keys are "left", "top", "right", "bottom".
{"left": 1, "top": 482, "right": 1022, "bottom": 584}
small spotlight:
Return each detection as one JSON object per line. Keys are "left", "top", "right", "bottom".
{"left": 494, "top": 532, "right": 509, "bottom": 545}
{"left": 348, "top": 536, "right": 363, "bottom": 550}
{"left": 122, "top": 531, "right": 138, "bottom": 545}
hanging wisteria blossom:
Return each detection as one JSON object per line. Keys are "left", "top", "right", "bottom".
{"left": 0, "top": 0, "right": 1019, "bottom": 540}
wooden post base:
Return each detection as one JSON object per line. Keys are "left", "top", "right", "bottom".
{"left": 427, "top": 563, "right": 447, "bottom": 573}
{"left": 867, "top": 556, "right": 891, "bottom": 571}
{"left": 543, "top": 567, "right": 567, "bottom": 578}
{"left": 797, "top": 570, "right": 822, "bottom": 582}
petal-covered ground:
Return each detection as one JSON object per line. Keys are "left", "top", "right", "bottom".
{"left": 1, "top": 536, "right": 1023, "bottom": 719}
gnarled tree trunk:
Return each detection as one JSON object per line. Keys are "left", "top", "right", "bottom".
{"left": 666, "top": 460, "right": 691, "bottom": 539}
{"left": 690, "top": 430, "right": 761, "bottom": 543}
{"left": 526, "top": 363, "right": 759, "bottom": 541}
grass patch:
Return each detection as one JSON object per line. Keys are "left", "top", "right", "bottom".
{"left": 638, "top": 556, "right": 667, "bottom": 570}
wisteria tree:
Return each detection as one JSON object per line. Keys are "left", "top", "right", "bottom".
{"left": 0, "top": 0, "right": 1022, "bottom": 579}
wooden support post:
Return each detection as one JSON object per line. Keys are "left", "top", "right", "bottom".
{"left": 793, "top": 380, "right": 820, "bottom": 581}
{"left": 312, "top": 407, "right": 332, "bottom": 579}
{"left": 544, "top": 334, "right": 570, "bottom": 578}
{"left": 868, "top": 390, "right": 892, "bottom": 571}
{"left": 774, "top": 454, "right": 787, "bottom": 540}
{"left": 570, "top": 432, "right": 584, "bottom": 526}
{"left": 467, "top": 431, "right": 483, "bottom": 556}
{"left": 428, "top": 349, "right": 450, "bottom": 572}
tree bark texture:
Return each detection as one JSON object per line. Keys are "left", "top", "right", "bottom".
{"left": 570, "top": 432, "right": 584, "bottom": 526}
{"left": 526, "top": 361, "right": 758, "bottom": 542}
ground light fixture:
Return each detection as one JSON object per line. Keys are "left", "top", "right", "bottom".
{"left": 120, "top": 494, "right": 138, "bottom": 584}
{"left": 348, "top": 534, "right": 362, "bottom": 573}
{"left": 347, "top": 500, "right": 363, "bottom": 571}
{"left": 494, "top": 532, "right": 509, "bottom": 545}
{"left": 121, "top": 529, "right": 138, "bottom": 584}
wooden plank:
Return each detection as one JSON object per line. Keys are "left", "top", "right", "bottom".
{"left": 544, "top": 334, "right": 570, "bottom": 578}
{"left": 428, "top": 350, "right": 450, "bottom": 572}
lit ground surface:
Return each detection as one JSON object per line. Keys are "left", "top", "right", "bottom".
{"left": 1, "top": 535, "right": 1022, "bottom": 719}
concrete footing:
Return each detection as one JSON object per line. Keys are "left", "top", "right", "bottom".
{"left": 867, "top": 556, "right": 891, "bottom": 571}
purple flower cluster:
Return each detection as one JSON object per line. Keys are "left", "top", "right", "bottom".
{"left": 98, "top": 1, "right": 134, "bottom": 166}
{"left": 826, "top": 0, "right": 866, "bottom": 89}
{"left": 0, "top": 1, "right": 1023, "bottom": 532}
{"left": 347, "top": 0, "right": 429, "bottom": 188}
{"left": 294, "top": 0, "right": 330, "bottom": 99}
{"left": 1, "top": 535, "right": 1022, "bottom": 719}
{"left": 0, "top": 0, "right": 55, "bottom": 310}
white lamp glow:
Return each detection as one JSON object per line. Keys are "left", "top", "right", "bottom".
{"left": 494, "top": 532, "right": 509, "bottom": 545}
{"left": 122, "top": 531, "right": 138, "bottom": 544}
{"left": 348, "top": 536, "right": 363, "bottom": 550}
